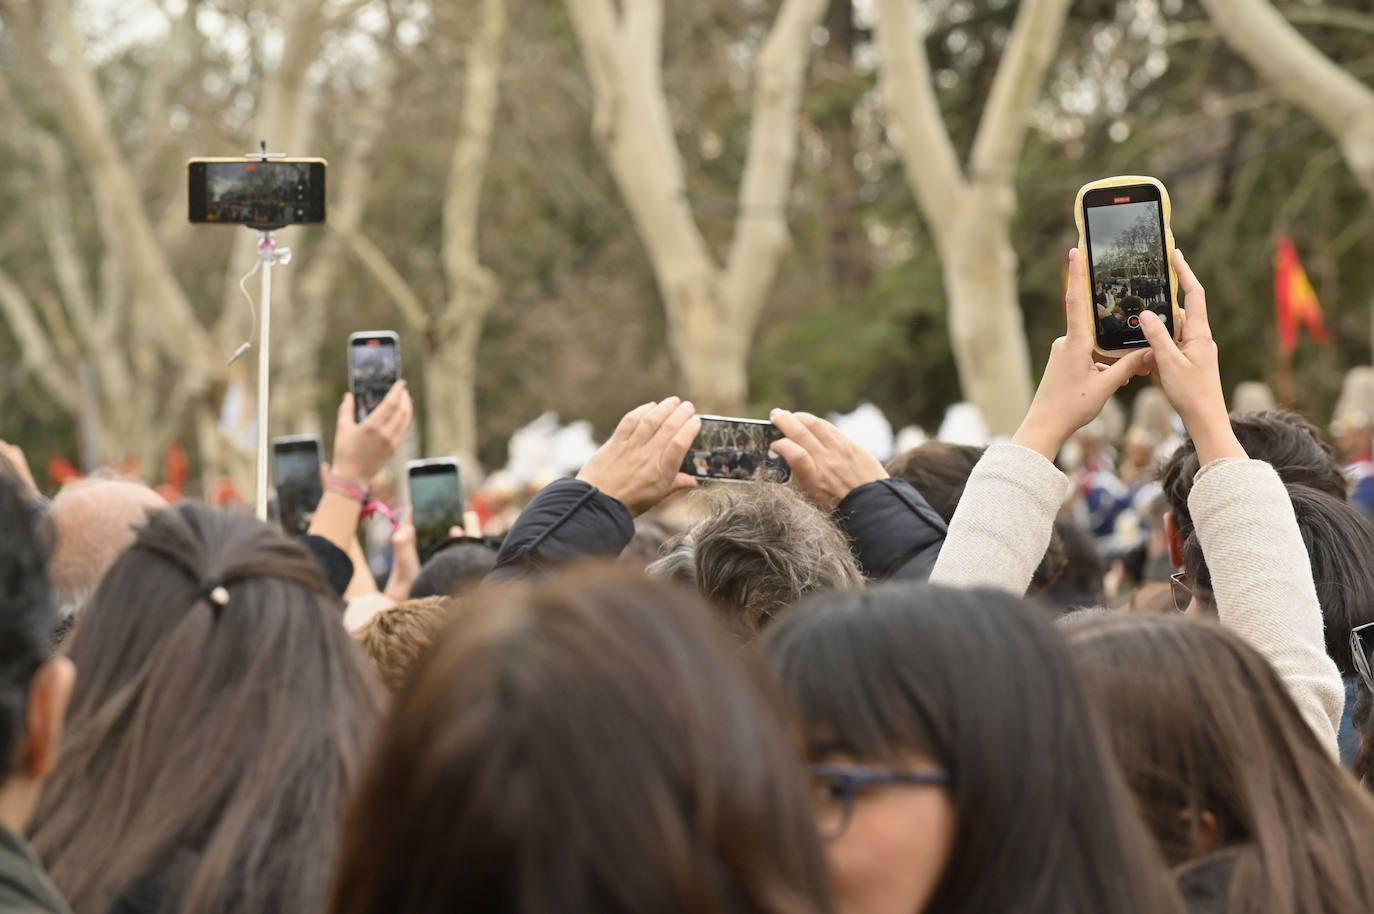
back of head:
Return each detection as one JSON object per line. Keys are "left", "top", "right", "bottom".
{"left": 0, "top": 467, "right": 58, "bottom": 784}
{"left": 1065, "top": 613, "right": 1374, "bottom": 914}
{"left": 328, "top": 565, "right": 831, "bottom": 914}
{"left": 692, "top": 485, "right": 861, "bottom": 634}
{"left": 1180, "top": 483, "right": 1374, "bottom": 675}
{"left": 761, "top": 582, "right": 1180, "bottom": 914}
{"left": 1160, "top": 411, "right": 1344, "bottom": 539}
{"left": 887, "top": 443, "right": 1067, "bottom": 592}
{"left": 32, "top": 502, "right": 383, "bottom": 914}
{"left": 353, "top": 596, "right": 454, "bottom": 693}
{"left": 48, "top": 478, "right": 167, "bottom": 634}
{"left": 407, "top": 543, "right": 497, "bottom": 599}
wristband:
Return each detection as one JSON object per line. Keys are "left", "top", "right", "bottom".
{"left": 326, "top": 475, "right": 368, "bottom": 502}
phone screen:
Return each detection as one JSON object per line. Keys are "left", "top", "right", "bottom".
{"left": 349, "top": 335, "right": 400, "bottom": 423}
{"left": 410, "top": 463, "right": 463, "bottom": 559}
{"left": 680, "top": 416, "right": 791, "bottom": 483}
{"left": 1082, "top": 184, "right": 1174, "bottom": 351}
{"left": 188, "top": 160, "right": 326, "bottom": 228}
{"left": 272, "top": 438, "right": 323, "bottom": 536}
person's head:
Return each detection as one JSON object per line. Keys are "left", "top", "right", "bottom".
{"left": 328, "top": 565, "right": 832, "bottom": 914}
{"left": 886, "top": 442, "right": 1067, "bottom": 594}
{"left": 1160, "top": 410, "right": 1345, "bottom": 566}
{"left": 1179, "top": 484, "right": 1374, "bottom": 676}
{"left": 407, "top": 542, "right": 497, "bottom": 599}
{"left": 618, "top": 518, "right": 673, "bottom": 571}
{"left": 1065, "top": 613, "right": 1374, "bottom": 912}
{"left": 1331, "top": 366, "right": 1374, "bottom": 461}
{"left": 760, "top": 582, "right": 1181, "bottom": 914}
{"left": 32, "top": 502, "right": 383, "bottom": 914}
{"left": 0, "top": 466, "right": 74, "bottom": 834}
{"left": 47, "top": 477, "right": 167, "bottom": 639}
{"left": 353, "top": 596, "right": 454, "bottom": 694}
{"left": 688, "top": 485, "right": 862, "bottom": 636}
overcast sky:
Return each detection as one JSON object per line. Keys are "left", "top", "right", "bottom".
{"left": 1086, "top": 201, "right": 1159, "bottom": 251}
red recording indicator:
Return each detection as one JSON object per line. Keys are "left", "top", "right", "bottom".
{"left": 243, "top": 164, "right": 258, "bottom": 172}
{"left": 366, "top": 340, "right": 380, "bottom": 346}
{"left": 1113, "top": 195, "right": 1131, "bottom": 203}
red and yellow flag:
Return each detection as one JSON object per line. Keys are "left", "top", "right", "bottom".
{"left": 1275, "top": 235, "right": 1329, "bottom": 354}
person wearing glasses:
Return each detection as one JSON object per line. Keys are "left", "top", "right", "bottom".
{"left": 760, "top": 582, "right": 1184, "bottom": 914}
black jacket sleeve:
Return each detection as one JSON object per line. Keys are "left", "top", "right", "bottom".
{"left": 296, "top": 534, "right": 354, "bottom": 598}
{"left": 489, "top": 478, "right": 635, "bottom": 579}
{"left": 835, "top": 478, "right": 948, "bottom": 581}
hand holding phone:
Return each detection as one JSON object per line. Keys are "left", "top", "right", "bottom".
{"left": 769, "top": 409, "right": 880, "bottom": 511}
{"left": 1074, "top": 176, "right": 1181, "bottom": 357}
{"left": 1010, "top": 248, "right": 1149, "bottom": 462}
{"left": 576, "top": 398, "right": 700, "bottom": 516}
{"left": 679, "top": 415, "right": 792, "bottom": 484}
{"left": 408, "top": 459, "right": 463, "bottom": 560}
{"left": 272, "top": 435, "right": 324, "bottom": 536}
{"left": 331, "top": 379, "right": 413, "bottom": 487}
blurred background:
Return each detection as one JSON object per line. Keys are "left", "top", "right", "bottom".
{"left": 0, "top": 0, "right": 1370, "bottom": 496}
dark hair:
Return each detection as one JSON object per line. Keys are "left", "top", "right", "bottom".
{"left": 1066, "top": 613, "right": 1374, "bottom": 913}
{"left": 1041, "top": 519, "right": 1106, "bottom": 611}
{"left": 0, "top": 466, "right": 58, "bottom": 777}
{"left": 408, "top": 543, "right": 497, "bottom": 599}
{"left": 886, "top": 442, "right": 1068, "bottom": 593}
{"left": 761, "top": 582, "right": 1182, "bottom": 914}
{"left": 690, "top": 485, "right": 861, "bottom": 635}
{"left": 31, "top": 503, "right": 384, "bottom": 914}
{"left": 1160, "top": 410, "right": 1345, "bottom": 542}
{"left": 328, "top": 566, "right": 833, "bottom": 914}
{"left": 1180, "top": 484, "right": 1374, "bottom": 675}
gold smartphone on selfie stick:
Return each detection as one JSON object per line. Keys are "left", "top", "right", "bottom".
{"left": 1074, "top": 175, "right": 1182, "bottom": 358}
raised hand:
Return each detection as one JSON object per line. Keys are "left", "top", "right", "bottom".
{"left": 1010, "top": 247, "right": 1150, "bottom": 461}
{"left": 769, "top": 408, "right": 888, "bottom": 512}
{"left": 1137, "top": 250, "right": 1245, "bottom": 465}
{"left": 577, "top": 397, "right": 700, "bottom": 516}
{"left": 331, "top": 381, "right": 413, "bottom": 487}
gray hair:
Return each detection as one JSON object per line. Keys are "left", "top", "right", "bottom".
{"left": 682, "top": 484, "right": 862, "bottom": 636}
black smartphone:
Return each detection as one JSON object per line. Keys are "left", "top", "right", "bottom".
{"left": 680, "top": 415, "right": 791, "bottom": 483}
{"left": 348, "top": 331, "right": 401, "bottom": 423}
{"left": 187, "top": 158, "right": 327, "bottom": 229}
{"left": 408, "top": 459, "right": 463, "bottom": 560}
{"left": 272, "top": 434, "right": 323, "bottom": 536}
{"left": 1078, "top": 179, "right": 1178, "bottom": 355}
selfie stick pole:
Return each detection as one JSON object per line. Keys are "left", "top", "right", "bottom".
{"left": 253, "top": 232, "right": 289, "bottom": 521}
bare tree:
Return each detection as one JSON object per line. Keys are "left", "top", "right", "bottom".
{"left": 1199, "top": 0, "right": 1374, "bottom": 198}
{"left": 563, "top": 0, "right": 830, "bottom": 414}
{"left": 874, "top": 0, "right": 1071, "bottom": 435}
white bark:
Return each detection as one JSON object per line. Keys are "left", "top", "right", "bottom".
{"left": 1199, "top": 0, "right": 1374, "bottom": 197}
{"left": 874, "top": 0, "right": 1068, "bottom": 435}
{"left": 427, "top": 0, "right": 507, "bottom": 473}
{"left": 565, "top": 0, "right": 829, "bottom": 413}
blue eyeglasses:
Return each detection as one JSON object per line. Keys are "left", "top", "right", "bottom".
{"left": 809, "top": 763, "right": 952, "bottom": 839}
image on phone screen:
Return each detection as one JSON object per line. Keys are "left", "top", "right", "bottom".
{"left": 188, "top": 159, "right": 326, "bottom": 228}
{"left": 272, "top": 437, "right": 323, "bottom": 537}
{"left": 409, "top": 462, "right": 463, "bottom": 559}
{"left": 349, "top": 335, "right": 399, "bottom": 423}
{"left": 680, "top": 416, "right": 791, "bottom": 483}
{"left": 1083, "top": 185, "right": 1173, "bottom": 351}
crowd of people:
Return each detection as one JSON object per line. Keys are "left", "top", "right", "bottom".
{"left": 2, "top": 247, "right": 1374, "bottom": 914}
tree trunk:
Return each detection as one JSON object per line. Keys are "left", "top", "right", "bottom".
{"left": 667, "top": 278, "right": 750, "bottom": 415}
{"left": 939, "top": 197, "right": 1033, "bottom": 437}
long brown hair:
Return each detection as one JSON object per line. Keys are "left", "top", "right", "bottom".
{"left": 1066, "top": 613, "right": 1374, "bottom": 914}
{"left": 328, "top": 564, "right": 833, "bottom": 914}
{"left": 30, "top": 503, "right": 384, "bottom": 914}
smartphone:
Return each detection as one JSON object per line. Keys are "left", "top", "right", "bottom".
{"left": 408, "top": 459, "right": 463, "bottom": 560}
{"left": 680, "top": 415, "right": 791, "bottom": 484}
{"left": 348, "top": 332, "right": 401, "bottom": 423}
{"left": 1074, "top": 176, "right": 1181, "bottom": 357}
{"left": 187, "top": 158, "right": 327, "bottom": 229}
{"left": 272, "top": 434, "right": 323, "bottom": 536}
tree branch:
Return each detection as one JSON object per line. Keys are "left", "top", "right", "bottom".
{"left": 872, "top": 0, "right": 967, "bottom": 224}
{"left": 967, "top": 0, "right": 1072, "bottom": 183}
{"left": 0, "top": 266, "right": 80, "bottom": 412}
{"left": 721, "top": 0, "right": 828, "bottom": 328}
{"left": 331, "top": 222, "right": 429, "bottom": 331}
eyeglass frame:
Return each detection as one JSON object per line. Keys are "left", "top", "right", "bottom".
{"left": 1351, "top": 622, "right": 1374, "bottom": 695}
{"left": 809, "top": 762, "right": 952, "bottom": 839}
{"left": 1169, "top": 571, "right": 1193, "bottom": 614}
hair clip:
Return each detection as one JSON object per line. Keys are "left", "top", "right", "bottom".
{"left": 200, "top": 580, "right": 231, "bottom": 610}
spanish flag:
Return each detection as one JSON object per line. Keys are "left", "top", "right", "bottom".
{"left": 1275, "top": 236, "right": 1329, "bottom": 354}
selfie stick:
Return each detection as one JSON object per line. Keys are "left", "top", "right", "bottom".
{"left": 246, "top": 142, "right": 291, "bottom": 522}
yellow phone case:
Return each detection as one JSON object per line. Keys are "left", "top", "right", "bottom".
{"left": 1073, "top": 175, "right": 1181, "bottom": 357}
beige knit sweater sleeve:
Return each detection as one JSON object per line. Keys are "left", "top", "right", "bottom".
{"left": 929, "top": 443, "right": 1071, "bottom": 595}
{"left": 1188, "top": 458, "right": 1344, "bottom": 755}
